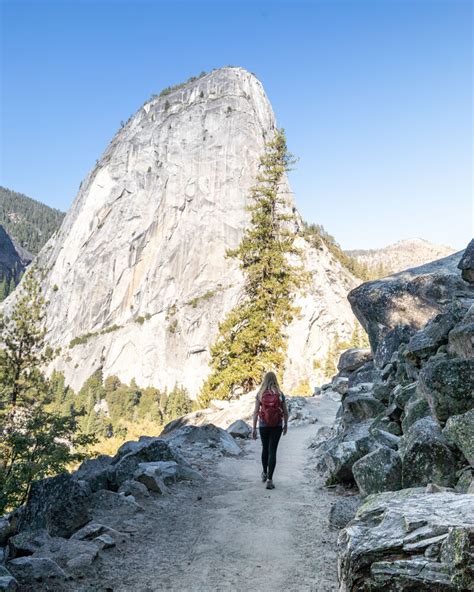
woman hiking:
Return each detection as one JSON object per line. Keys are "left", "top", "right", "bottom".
{"left": 252, "top": 371, "right": 289, "bottom": 490}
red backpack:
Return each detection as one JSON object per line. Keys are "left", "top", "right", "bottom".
{"left": 259, "top": 390, "right": 283, "bottom": 427}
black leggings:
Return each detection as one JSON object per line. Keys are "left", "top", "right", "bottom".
{"left": 259, "top": 426, "right": 283, "bottom": 480}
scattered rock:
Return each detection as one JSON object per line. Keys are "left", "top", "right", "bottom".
{"left": 448, "top": 315, "right": 474, "bottom": 360}
{"left": 89, "top": 490, "right": 143, "bottom": 516}
{"left": 163, "top": 424, "right": 241, "bottom": 457}
{"left": 328, "top": 496, "right": 361, "bottom": 529}
{"left": 353, "top": 446, "right": 402, "bottom": 497}
{"left": 337, "top": 349, "right": 373, "bottom": 373}
{"left": 341, "top": 393, "right": 385, "bottom": 426}
{"left": 7, "top": 530, "right": 51, "bottom": 560}
{"left": 226, "top": 420, "right": 251, "bottom": 439}
{"left": 401, "top": 394, "right": 431, "bottom": 432}
{"left": 0, "top": 575, "right": 17, "bottom": 591}
{"left": 405, "top": 310, "right": 460, "bottom": 361}
{"left": 93, "top": 534, "right": 115, "bottom": 550}
{"left": 331, "top": 376, "right": 349, "bottom": 395}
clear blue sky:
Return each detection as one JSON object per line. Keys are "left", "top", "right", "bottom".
{"left": 1, "top": 0, "right": 472, "bottom": 249}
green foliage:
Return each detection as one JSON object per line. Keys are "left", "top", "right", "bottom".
{"left": 0, "top": 186, "right": 65, "bottom": 255}
{"left": 186, "top": 290, "right": 216, "bottom": 308}
{"left": 163, "top": 385, "right": 193, "bottom": 421}
{"left": 301, "top": 222, "right": 373, "bottom": 281}
{"left": 157, "top": 71, "right": 207, "bottom": 97}
{"left": 350, "top": 321, "right": 370, "bottom": 349}
{"left": 168, "top": 319, "right": 178, "bottom": 334}
{"left": 293, "top": 378, "right": 311, "bottom": 396}
{"left": 200, "top": 129, "right": 304, "bottom": 404}
{"left": 0, "top": 272, "right": 94, "bottom": 512}
{"left": 69, "top": 324, "right": 122, "bottom": 348}
{"left": 323, "top": 333, "right": 351, "bottom": 380}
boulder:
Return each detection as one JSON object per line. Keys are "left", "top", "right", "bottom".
{"left": 457, "top": 238, "right": 474, "bottom": 283}
{"left": 337, "top": 490, "right": 474, "bottom": 591}
{"left": 417, "top": 357, "right": 474, "bottom": 422}
{"left": 0, "top": 519, "right": 12, "bottom": 547}
{"left": 0, "top": 575, "right": 17, "bottom": 591}
{"left": 71, "top": 522, "right": 126, "bottom": 545}
{"left": 443, "top": 409, "right": 474, "bottom": 466}
{"left": 348, "top": 251, "right": 473, "bottom": 353}
{"left": 7, "top": 530, "right": 51, "bottom": 560}
{"left": 118, "top": 479, "right": 150, "bottom": 497}
{"left": 401, "top": 395, "right": 431, "bottom": 432}
{"left": 18, "top": 474, "right": 90, "bottom": 538}
{"left": 73, "top": 455, "right": 113, "bottom": 492}
{"left": 370, "top": 428, "right": 400, "bottom": 450}
{"left": 448, "top": 305, "right": 474, "bottom": 360}
{"left": 93, "top": 534, "right": 115, "bottom": 550}
{"left": 353, "top": 447, "right": 402, "bottom": 497}
{"left": 7, "top": 557, "right": 67, "bottom": 584}
{"left": 89, "top": 490, "right": 143, "bottom": 516}
{"left": 331, "top": 376, "right": 349, "bottom": 395}
{"left": 341, "top": 393, "right": 385, "bottom": 426}
{"left": 390, "top": 382, "right": 417, "bottom": 410}
{"left": 348, "top": 362, "right": 377, "bottom": 388}
{"left": 328, "top": 496, "right": 361, "bottom": 529}
{"left": 401, "top": 417, "right": 457, "bottom": 488}
{"left": 405, "top": 310, "right": 461, "bottom": 361}
{"left": 32, "top": 536, "right": 99, "bottom": 574}
{"left": 337, "top": 349, "right": 373, "bottom": 373}
{"left": 109, "top": 438, "right": 180, "bottom": 489}
{"left": 374, "top": 325, "right": 415, "bottom": 369}
{"left": 226, "top": 420, "right": 251, "bottom": 439}
{"left": 163, "top": 424, "right": 241, "bottom": 457}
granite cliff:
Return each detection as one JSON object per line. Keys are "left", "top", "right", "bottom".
{"left": 18, "top": 67, "right": 357, "bottom": 395}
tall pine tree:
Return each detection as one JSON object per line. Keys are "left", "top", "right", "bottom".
{"left": 200, "top": 130, "right": 303, "bottom": 404}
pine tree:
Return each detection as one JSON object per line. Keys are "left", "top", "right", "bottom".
{"left": 0, "top": 271, "right": 95, "bottom": 512}
{"left": 199, "top": 130, "right": 304, "bottom": 404}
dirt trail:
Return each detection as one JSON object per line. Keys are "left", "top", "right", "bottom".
{"left": 79, "top": 397, "right": 340, "bottom": 592}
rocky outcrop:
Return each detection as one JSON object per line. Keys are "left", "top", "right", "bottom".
{"left": 0, "top": 225, "right": 31, "bottom": 290}
{"left": 348, "top": 251, "right": 473, "bottom": 352}
{"left": 9, "top": 67, "right": 357, "bottom": 396}
{"left": 315, "top": 244, "right": 474, "bottom": 590}
{"left": 458, "top": 239, "right": 474, "bottom": 283}
{"left": 338, "top": 490, "right": 474, "bottom": 591}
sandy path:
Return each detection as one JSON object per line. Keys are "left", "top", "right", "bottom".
{"left": 75, "top": 397, "right": 340, "bottom": 592}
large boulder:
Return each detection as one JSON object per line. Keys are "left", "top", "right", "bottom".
{"left": 337, "top": 349, "right": 373, "bottom": 373}
{"left": 417, "top": 357, "right": 474, "bottom": 422}
{"left": 341, "top": 393, "right": 385, "bottom": 427}
{"left": 443, "top": 409, "right": 474, "bottom": 466}
{"left": 162, "top": 424, "right": 241, "bottom": 457}
{"left": 226, "top": 420, "right": 251, "bottom": 439}
{"left": 352, "top": 447, "right": 402, "bottom": 497}
{"left": 338, "top": 491, "right": 474, "bottom": 591}
{"left": 458, "top": 238, "right": 474, "bottom": 283}
{"left": 348, "top": 251, "right": 473, "bottom": 353}
{"left": 405, "top": 309, "right": 461, "bottom": 361}
{"left": 18, "top": 474, "right": 90, "bottom": 538}
{"left": 400, "top": 417, "right": 457, "bottom": 488}
{"left": 109, "top": 438, "right": 180, "bottom": 489}
{"left": 73, "top": 455, "right": 113, "bottom": 492}
{"left": 401, "top": 394, "right": 431, "bottom": 432}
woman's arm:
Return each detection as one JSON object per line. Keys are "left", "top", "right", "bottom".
{"left": 282, "top": 399, "right": 289, "bottom": 435}
{"left": 252, "top": 397, "right": 260, "bottom": 440}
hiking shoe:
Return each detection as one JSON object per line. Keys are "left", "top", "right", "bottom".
{"left": 266, "top": 480, "right": 275, "bottom": 490}
{"left": 261, "top": 472, "right": 268, "bottom": 483}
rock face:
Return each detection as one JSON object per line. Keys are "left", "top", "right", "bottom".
{"left": 346, "top": 238, "right": 456, "bottom": 276}
{"left": 348, "top": 251, "right": 473, "bottom": 352}
{"left": 15, "top": 67, "right": 357, "bottom": 396}
{"left": 0, "top": 225, "right": 31, "bottom": 287}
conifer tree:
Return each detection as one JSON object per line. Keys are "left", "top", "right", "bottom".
{"left": 200, "top": 130, "right": 303, "bottom": 403}
{"left": 0, "top": 271, "right": 94, "bottom": 512}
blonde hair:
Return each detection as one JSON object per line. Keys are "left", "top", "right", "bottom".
{"left": 257, "top": 371, "right": 282, "bottom": 399}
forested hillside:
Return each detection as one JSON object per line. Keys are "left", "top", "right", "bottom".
{"left": 0, "top": 186, "right": 65, "bottom": 255}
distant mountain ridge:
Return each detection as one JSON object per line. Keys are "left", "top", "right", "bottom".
{"left": 0, "top": 225, "right": 32, "bottom": 299}
{"left": 0, "top": 186, "right": 65, "bottom": 255}
{"left": 346, "top": 238, "right": 456, "bottom": 276}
